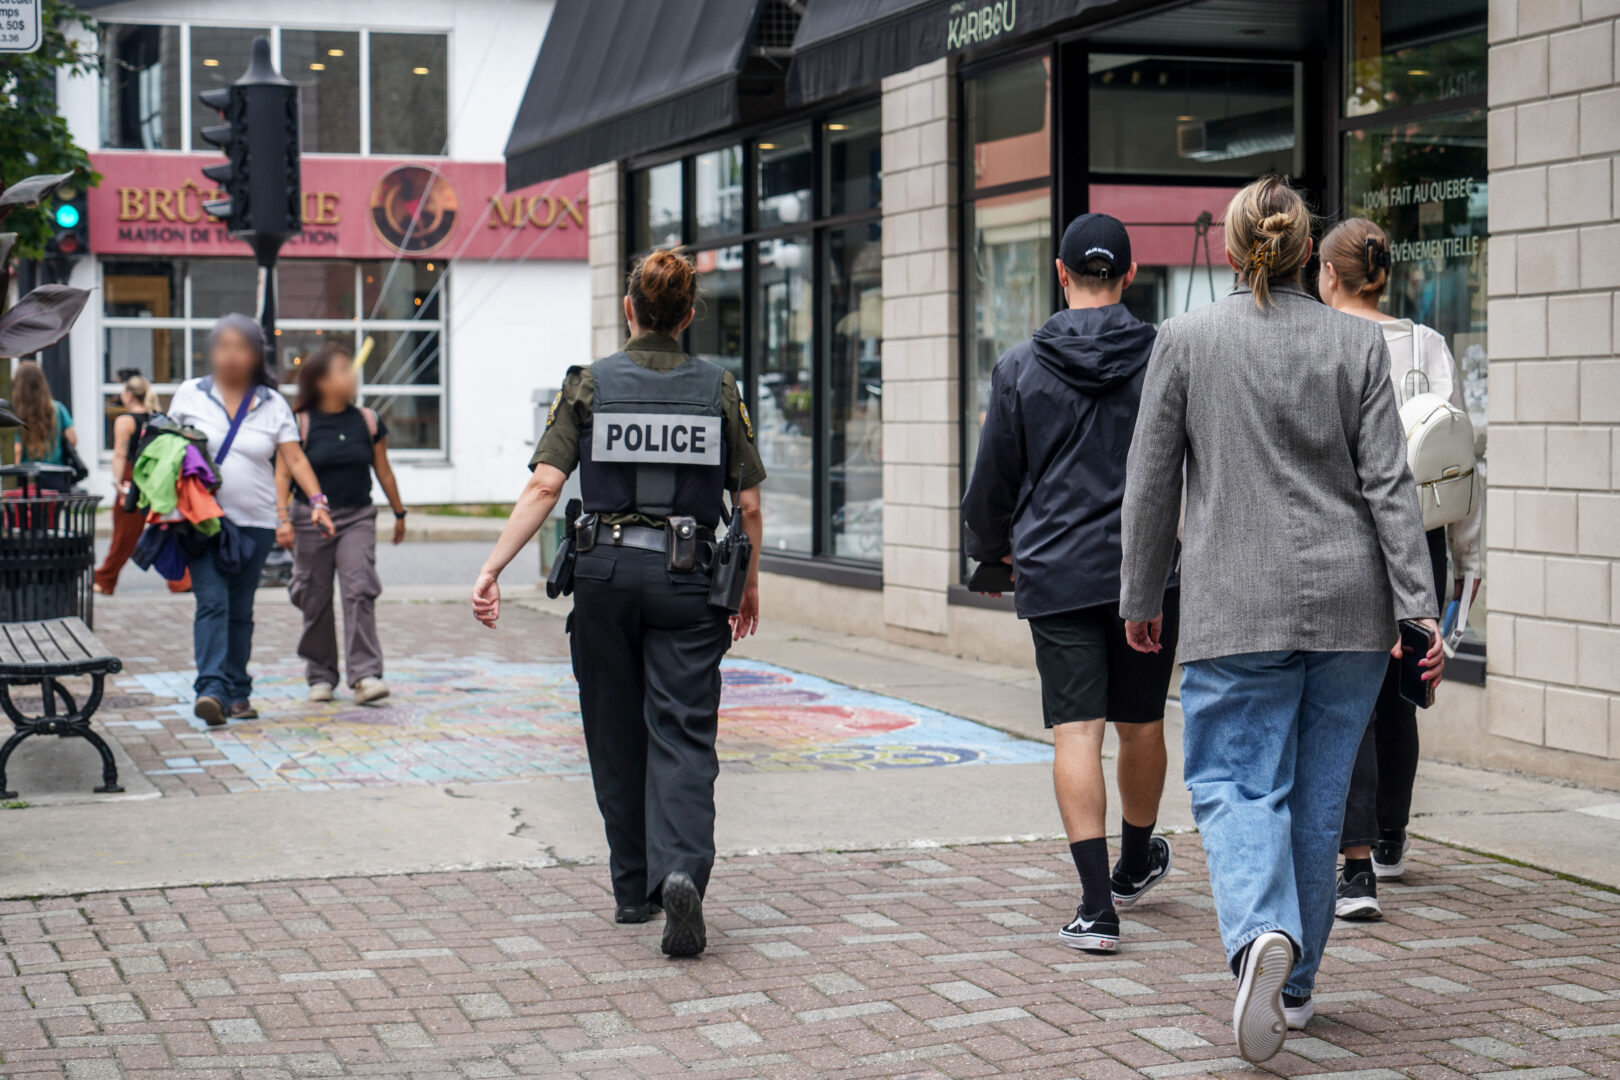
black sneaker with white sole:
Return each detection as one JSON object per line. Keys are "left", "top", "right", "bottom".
{"left": 659, "top": 872, "right": 705, "bottom": 957}
{"left": 1058, "top": 906, "right": 1120, "bottom": 952}
{"left": 1371, "top": 831, "right": 1408, "bottom": 880}
{"left": 1335, "top": 869, "right": 1382, "bottom": 921}
{"left": 1233, "top": 931, "right": 1293, "bottom": 1063}
{"left": 1111, "top": 836, "right": 1172, "bottom": 909}
{"left": 1282, "top": 992, "right": 1314, "bottom": 1030}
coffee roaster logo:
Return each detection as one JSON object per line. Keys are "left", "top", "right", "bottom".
{"left": 369, "top": 165, "right": 458, "bottom": 253}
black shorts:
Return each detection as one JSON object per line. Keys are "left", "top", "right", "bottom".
{"left": 1028, "top": 589, "right": 1180, "bottom": 727}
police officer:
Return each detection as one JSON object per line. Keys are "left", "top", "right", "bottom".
{"left": 473, "top": 249, "right": 765, "bottom": 958}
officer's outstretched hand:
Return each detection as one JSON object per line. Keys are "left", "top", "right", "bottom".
{"left": 472, "top": 570, "right": 501, "bottom": 628}
{"left": 730, "top": 584, "right": 759, "bottom": 641}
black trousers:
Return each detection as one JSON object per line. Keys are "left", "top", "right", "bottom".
{"left": 568, "top": 545, "right": 732, "bottom": 906}
{"left": 1342, "top": 527, "right": 1449, "bottom": 849}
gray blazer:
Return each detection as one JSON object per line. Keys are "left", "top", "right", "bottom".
{"left": 1119, "top": 281, "right": 1437, "bottom": 663}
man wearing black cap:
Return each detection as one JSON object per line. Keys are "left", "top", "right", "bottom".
{"left": 962, "top": 213, "right": 1181, "bottom": 953}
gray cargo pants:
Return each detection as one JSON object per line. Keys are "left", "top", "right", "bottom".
{"left": 289, "top": 502, "right": 384, "bottom": 687}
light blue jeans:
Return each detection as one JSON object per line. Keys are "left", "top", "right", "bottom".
{"left": 1180, "top": 649, "right": 1387, "bottom": 997}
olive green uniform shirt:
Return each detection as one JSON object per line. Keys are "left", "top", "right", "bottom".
{"left": 530, "top": 332, "right": 767, "bottom": 527}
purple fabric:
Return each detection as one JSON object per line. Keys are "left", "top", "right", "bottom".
{"left": 181, "top": 443, "right": 218, "bottom": 487}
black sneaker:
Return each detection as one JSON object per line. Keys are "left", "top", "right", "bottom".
{"left": 1283, "top": 992, "right": 1314, "bottom": 1030}
{"left": 1059, "top": 906, "right": 1120, "bottom": 953}
{"left": 1371, "top": 831, "right": 1408, "bottom": 880}
{"left": 659, "top": 872, "right": 705, "bottom": 957}
{"left": 1335, "top": 868, "right": 1382, "bottom": 920}
{"left": 1111, "top": 836, "right": 1172, "bottom": 910}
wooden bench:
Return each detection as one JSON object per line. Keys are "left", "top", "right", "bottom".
{"left": 0, "top": 618, "right": 124, "bottom": 798}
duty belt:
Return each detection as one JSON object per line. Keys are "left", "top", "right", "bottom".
{"left": 584, "top": 520, "right": 714, "bottom": 554}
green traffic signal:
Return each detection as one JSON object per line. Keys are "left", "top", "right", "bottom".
{"left": 54, "top": 203, "right": 81, "bottom": 229}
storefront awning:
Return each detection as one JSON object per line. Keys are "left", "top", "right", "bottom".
{"left": 505, "top": 0, "right": 778, "bottom": 189}
{"left": 788, "top": 0, "right": 1124, "bottom": 105}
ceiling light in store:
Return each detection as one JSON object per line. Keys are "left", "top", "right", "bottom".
{"left": 274, "top": 329, "right": 283, "bottom": 336}
{"left": 309, "top": 62, "right": 326, "bottom": 70}
{"left": 1131, "top": 69, "right": 1141, "bottom": 84}
{"left": 828, "top": 123, "right": 848, "bottom": 131}
{"left": 426, "top": 262, "right": 435, "bottom": 271}
{"left": 202, "top": 58, "right": 219, "bottom": 66}
{"left": 1101, "top": 71, "right": 1114, "bottom": 83}
{"left": 758, "top": 142, "right": 776, "bottom": 150}
{"left": 1177, "top": 115, "right": 1196, "bottom": 122}
{"left": 414, "top": 297, "right": 422, "bottom": 306}
{"left": 413, "top": 66, "right": 430, "bottom": 75}
{"left": 328, "top": 48, "right": 345, "bottom": 56}
{"left": 1159, "top": 72, "right": 1169, "bottom": 85}
{"left": 1407, "top": 68, "right": 1430, "bottom": 75}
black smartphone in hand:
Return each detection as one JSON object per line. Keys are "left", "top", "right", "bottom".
{"left": 968, "top": 561, "right": 1015, "bottom": 594}
{"left": 1398, "top": 620, "right": 1435, "bottom": 709}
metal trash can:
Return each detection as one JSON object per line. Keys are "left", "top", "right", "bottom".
{"left": 0, "top": 466, "right": 101, "bottom": 627}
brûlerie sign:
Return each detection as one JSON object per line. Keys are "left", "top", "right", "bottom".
{"left": 88, "top": 153, "right": 588, "bottom": 261}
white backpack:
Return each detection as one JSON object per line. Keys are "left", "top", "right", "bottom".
{"left": 1391, "top": 323, "right": 1476, "bottom": 530}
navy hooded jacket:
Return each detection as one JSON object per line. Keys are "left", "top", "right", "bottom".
{"left": 962, "top": 303, "right": 1175, "bottom": 620}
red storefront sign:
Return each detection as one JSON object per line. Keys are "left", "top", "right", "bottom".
{"left": 88, "top": 152, "right": 588, "bottom": 261}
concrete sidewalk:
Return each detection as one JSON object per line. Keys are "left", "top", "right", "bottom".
{"left": 1, "top": 591, "right": 1616, "bottom": 899}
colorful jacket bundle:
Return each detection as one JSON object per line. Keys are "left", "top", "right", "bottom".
{"left": 130, "top": 425, "right": 222, "bottom": 581}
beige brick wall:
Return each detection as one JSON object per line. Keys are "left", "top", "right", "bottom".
{"left": 880, "top": 58, "right": 960, "bottom": 637}
{"left": 1487, "top": 0, "right": 1620, "bottom": 764}
{"left": 588, "top": 163, "right": 625, "bottom": 359}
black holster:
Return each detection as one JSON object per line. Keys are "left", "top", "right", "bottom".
{"left": 546, "top": 499, "right": 582, "bottom": 599}
{"left": 707, "top": 494, "right": 751, "bottom": 613}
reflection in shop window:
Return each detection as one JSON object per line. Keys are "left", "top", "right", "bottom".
{"left": 363, "top": 393, "right": 441, "bottom": 451}
{"left": 825, "top": 107, "right": 882, "bottom": 216}
{"left": 757, "top": 127, "right": 813, "bottom": 231}
{"left": 190, "top": 26, "right": 269, "bottom": 150}
{"left": 631, "top": 161, "right": 684, "bottom": 253}
{"left": 690, "top": 246, "right": 744, "bottom": 379}
{"left": 1089, "top": 54, "right": 1299, "bottom": 179}
{"left": 369, "top": 33, "right": 448, "bottom": 156}
{"left": 283, "top": 29, "right": 361, "bottom": 154}
{"left": 99, "top": 24, "right": 181, "bottom": 150}
{"left": 755, "top": 235, "right": 814, "bottom": 554}
{"left": 826, "top": 225, "right": 883, "bottom": 561}
{"left": 1345, "top": 2, "right": 1487, "bottom": 118}
{"left": 965, "top": 189, "right": 1051, "bottom": 457}
{"left": 694, "top": 146, "right": 744, "bottom": 242}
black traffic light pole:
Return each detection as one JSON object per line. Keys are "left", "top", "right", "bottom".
{"left": 197, "top": 37, "right": 301, "bottom": 366}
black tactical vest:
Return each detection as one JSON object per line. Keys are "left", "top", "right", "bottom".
{"left": 578, "top": 352, "right": 727, "bottom": 526}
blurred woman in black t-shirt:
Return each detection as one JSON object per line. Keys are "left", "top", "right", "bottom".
{"left": 276, "top": 343, "right": 408, "bottom": 705}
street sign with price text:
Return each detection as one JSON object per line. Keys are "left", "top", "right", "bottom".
{"left": 0, "top": 0, "right": 41, "bottom": 53}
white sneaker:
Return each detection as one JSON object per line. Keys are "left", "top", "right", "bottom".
{"left": 308, "top": 682, "right": 335, "bottom": 703}
{"left": 354, "top": 677, "right": 391, "bottom": 704}
{"left": 1233, "top": 931, "right": 1292, "bottom": 1064}
{"left": 1283, "top": 993, "right": 1314, "bottom": 1029}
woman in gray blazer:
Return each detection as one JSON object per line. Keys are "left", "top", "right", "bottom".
{"left": 1118, "top": 177, "right": 1444, "bottom": 1065}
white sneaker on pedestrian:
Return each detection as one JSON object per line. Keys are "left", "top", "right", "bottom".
{"left": 354, "top": 677, "right": 390, "bottom": 704}
{"left": 1283, "top": 992, "right": 1314, "bottom": 1030}
{"left": 308, "top": 682, "right": 335, "bottom": 703}
{"left": 1233, "top": 931, "right": 1293, "bottom": 1064}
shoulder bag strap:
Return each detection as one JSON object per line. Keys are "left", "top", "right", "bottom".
{"left": 360, "top": 406, "right": 378, "bottom": 439}
{"left": 213, "top": 387, "right": 257, "bottom": 465}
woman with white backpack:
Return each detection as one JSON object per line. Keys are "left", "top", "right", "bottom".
{"left": 1318, "top": 217, "right": 1481, "bottom": 923}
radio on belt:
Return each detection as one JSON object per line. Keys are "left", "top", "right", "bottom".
{"left": 592, "top": 412, "right": 722, "bottom": 465}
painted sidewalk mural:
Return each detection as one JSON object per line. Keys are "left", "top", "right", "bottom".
{"left": 116, "top": 658, "right": 1050, "bottom": 791}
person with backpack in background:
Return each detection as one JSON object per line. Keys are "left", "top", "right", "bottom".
{"left": 95, "top": 373, "right": 191, "bottom": 595}
{"left": 11, "top": 360, "right": 77, "bottom": 493}
{"left": 962, "top": 213, "right": 1180, "bottom": 955}
{"left": 275, "top": 342, "right": 407, "bottom": 705}
{"left": 1318, "top": 217, "right": 1481, "bottom": 921}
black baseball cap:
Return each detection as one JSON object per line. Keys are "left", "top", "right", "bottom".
{"left": 1060, "top": 212, "right": 1132, "bottom": 280}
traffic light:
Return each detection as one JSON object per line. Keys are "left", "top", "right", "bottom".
{"left": 44, "top": 181, "right": 89, "bottom": 257}
{"left": 195, "top": 36, "right": 301, "bottom": 239}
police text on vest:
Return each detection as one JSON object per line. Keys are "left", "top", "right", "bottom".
{"left": 592, "top": 412, "right": 723, "bottom": 465}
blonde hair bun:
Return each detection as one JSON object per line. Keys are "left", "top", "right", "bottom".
{"left": 1223, "top": 177, "right": 1314, "bottom": 310}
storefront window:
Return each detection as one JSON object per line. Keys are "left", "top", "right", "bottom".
{"left": 966, "top": 56, "right": 1051, "bottom": 191}
{"left": 1090, "top": 54, "right": 1300, "bottom": 178}
{"left": 190, "top": 26, "right": 269, "bottom": 151}
{"left": 756, "top": 236, "right": 814, "bottom": 553}
{"left": 283, "top": 29, "right": 361, "bottom": 154}
{"left": 631, "top": 161, "right": 684, "bottom": 252}
{"left": 826, "top": 225, "right": 883, "bottom": 560}
{"left": 695, "top": 146, "right": 744, "bottom": 241}
{"left": 757, "top": 126, "right": 813, "bottom": 231}
{"left": 100, "top": 24, "right": 181, "bottom": 150}
{"left": 825, "top": 107, "right": 882, "bottom": 216}
{"left": 691, "top": 246, "right": 744, "bottom": 378}
{"left": 369, "top": 33, "right": 448, "bottom": 156}
{"left": 100, "top": 259, "right": 449, "bottom": 456}
{"left": 1346, "top": 1, "right": 1487, "bottom": 118}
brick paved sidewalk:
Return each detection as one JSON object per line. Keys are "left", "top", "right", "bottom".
{"left": 3, "top": 839, "right": 1617, "bottom": 1079}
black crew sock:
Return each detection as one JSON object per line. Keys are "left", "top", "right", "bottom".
{"left": 1069, "top": 838, "right": 1112, "bottom": 916}
{"left": 1119, "top": 819, "right": 1156, "bottom": 878}
{"left": 1343, "top": 857, "right": 1373, "bottom": 880}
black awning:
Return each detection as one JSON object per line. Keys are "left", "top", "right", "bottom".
{"left": 787, "top": 0, "right": 1124, "bottom": 105}
{"left": 505, "top": 0, "right": 775, "bottom": 189}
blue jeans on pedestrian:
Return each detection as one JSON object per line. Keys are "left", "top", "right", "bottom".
{"left": 1180, "top": 649, "right": 1387, "bottom": 997}
{"left": 188, "top": 526, "right": 275, "bottom": 704}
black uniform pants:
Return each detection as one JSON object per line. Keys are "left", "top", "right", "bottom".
{"left": 1342, "top": 527, "right": 1449, "bottom": 849}
{"left": 569, "top": 545, "right": 732, "bottom": 906}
